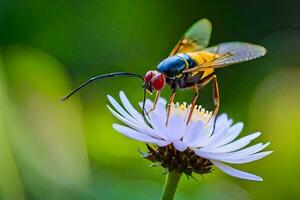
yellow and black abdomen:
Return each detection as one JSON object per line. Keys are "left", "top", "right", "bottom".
{"left": 187, "top": 51, "right": 218, "bottom": 65}
{"left": 187, "top": 51, "right": 217, "bottom": 78}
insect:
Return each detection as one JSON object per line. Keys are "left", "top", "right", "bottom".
{"left": 62, "top": 18, "right": 266, "bottom": 125}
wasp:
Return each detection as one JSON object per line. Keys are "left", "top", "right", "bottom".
{"left": 62, "top": 19, "right": 266, "bottom": 125}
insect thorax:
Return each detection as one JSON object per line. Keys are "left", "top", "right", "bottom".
{"left": 157, "top": 54, "right": 196, "bottom": 77}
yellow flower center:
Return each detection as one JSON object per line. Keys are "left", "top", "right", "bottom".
{"left": 170, "top": 102, "right": 213, "bottom": 124}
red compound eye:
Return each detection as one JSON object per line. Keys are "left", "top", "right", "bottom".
{"left": 144, "top": 70, "right": 155, "bottom": 83}
{"left": 152, "top": 74, "right": 165, "bottom": 91}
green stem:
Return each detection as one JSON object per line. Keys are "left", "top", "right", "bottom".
{"left": 160, "top": 171, "right": 182, "bottom": 200}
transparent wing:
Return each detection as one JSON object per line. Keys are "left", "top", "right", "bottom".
{"left": 204, "top": 42, "right": 267, "bottom": 67}
{"left": 183, "top": 42, "right": 267, "bottom": 73}
{"left": 169, "top": 18, "right": 212, "bottom": 56}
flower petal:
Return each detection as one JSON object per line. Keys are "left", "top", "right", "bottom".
{"left": 119, "top": 91, "right": 146, "bottom": 124}
{"left": 148, "top": 111, "right": 169, "bottom": 140}
{"left": 107, "top": 105, "right": 161, "bottom": 139}
{"left": 223, "top": 151, "right": 273, "bottom": 164}
{"left": 213, "top": 122, "right": 244, "bottom": 147}
{"left": 139, "top": 97, "right": 166, "bottom": 112}
{"left": 211, "top": 160, "right": 263, "bottom": 181}
{"left": 113, "top": 124, "right": 168, "bottom": 146}
{"left": 215, "top": 113, "right": 228, "bottom": 128}
{"left": 225, "top": 142, "right": 270, "bottom": 159}
{"left": 183, "top": 121, "right": 205, "bottom": 146}
{"left": 107, "top": 95, "right": 137, "bottom": 124}
{"left": 139, "top": 99, "right": 153, "bottom": 112}
{"left": 138, "top": 99, "right": 167, "bottom": 128}
{"left": 193, "top": 125, "right": 214, "bottom": 147}
{"left": 173, "top": 140, "right": 188, "bottom": 152}
{"left": 183, "top": 121, "right": 199, "bottom": 143}
{"left": 157, "top": 97, "right": 167, "bottom": 106}
{"left": 107, "top": 105, "right": 143, "bottom": 131}
{"left": 167, "top": 115, "right": 185, "bottom": 141}
{"left": 198, "top": 142, "right": 271, "bottom": 160}
{"left": 196, "top": 150, "right": 272, "bottom": 164}
{"left": 201, "top": 125, "right": 229, "bottom": 147}
{"left": 214, "top": 113, "right": 233, "bottom": 130}
{"left": 202, "top": 132, "right": 261, "bottom": 153}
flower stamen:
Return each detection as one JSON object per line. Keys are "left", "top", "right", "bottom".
{"left": 170, "top": 102, "right": 213, "bottom": 124}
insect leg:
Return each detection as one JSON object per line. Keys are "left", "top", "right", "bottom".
{"left": 146, "top": 91, "right": 160, "bottom": 114}
{"left": 186, "top": 85, "right": 199, "bottom": 125}
{"left": 206, "top": 75, "right": 220, "bottom": 132}
{"left": 166, "top": 87, "right": 177, "bottom": 126}
{"left": 212, "top": 75, "right": 220, "bottom": 119}
{"left": 197, "top": 74, "right": 220, "bottom": 125}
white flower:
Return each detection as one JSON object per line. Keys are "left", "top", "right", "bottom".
{"left": 107, "top": 91, "right": 272, "bottom": 181}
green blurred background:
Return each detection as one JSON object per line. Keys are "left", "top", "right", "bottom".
{"left": 0, "top": 0, "right": 299, "bottom": 199}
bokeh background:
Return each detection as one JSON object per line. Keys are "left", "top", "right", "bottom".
{"left": 0, "top": 0, "right": 299, "bottom": 199}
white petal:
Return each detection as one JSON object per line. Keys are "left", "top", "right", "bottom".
{"left": 139, "top": 99, "right": 153, "bottom": 111}
{"left": 213, "top": 122, "right": 244, "bottom": 147}
{"left": 138, "top": 99, "right": 153, "bottom": 123}
{"left": 107, "top": 95, "right": 137, "bottom": 124}
{"left": 108, "top": 94, "right": 151, "bottom": 131}
{"left": 215, "top": 113, "right": 228, "bottom": 125}
{"left": 156, "top": 102, "right": 167, "bottom": 119}
{"left": 113, "top": 124, "right": 168, "bottom": 146}
{"left": 138, "top": 99, "right": 169, "bottom": 140}
{"left": 148, "top": 111, "right": 169, "bottom": 140}
{"left": 220, "top": 151, "right": 273, "bottom": 164}
{"left": 107, "top": 105, "right": 161, "bottom": 139}
{"left": 138, "top": 99, "right": 167, "bottom": 124}
{"left": 194, "top": 125, "right": 214, "bottom": 147}
{"left": 183, "top": 121, "right": 204, "bottom": 146}
{"left": 190, "top": 119, "right": 215, "bottom": 147}
{"left": 139, "top": 98, "right": 166, "bottom": 114}
{"left": 227, "top": 119, "right": 233, "bottom": 126}
{"left": 183, "top": 121, "right": 212, "bottom": 147}
{"left": 203, "top": 132, "right": 261, "bottom": 153}
{"left": 196, "top": 150, "right": 272, "bottom": 164}
{"left": 226, "top": 142, "right": 270, "bottom": 159}
{"left": 214, "top": 113, "right": 230, "bottom": 130}
{"left": 173, "top": 140, "right": 188, "bottom": 152}
{"left": 201, "top": 125, "right": 229, "bottom": 147}
{"left": 107, "top": 105, "right": 142, "bottom": 130}
{"left": 211, "top": 160, "right": 263, "bottom": 181}
{"left": 119, "top": 91, "right": 146, "bottom": 124}
{"left": 150, "top": 103, "right": 167, "bottom": 123}
{"left": 198, "top": 143, "right": 270, "bottom": 160}
{"left": 167, "top": 115, "right": 185, "bottom": 141}
{"left": 157, "top": 97, "right": 167, "bottom": 106}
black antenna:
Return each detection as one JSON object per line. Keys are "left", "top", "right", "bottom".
{"left": 61, "top": 72, "right": 144, "bottom": 101}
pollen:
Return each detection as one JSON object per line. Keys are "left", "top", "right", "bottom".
{"left": 170, "top": 102, "right": 213, "bottom": 124}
